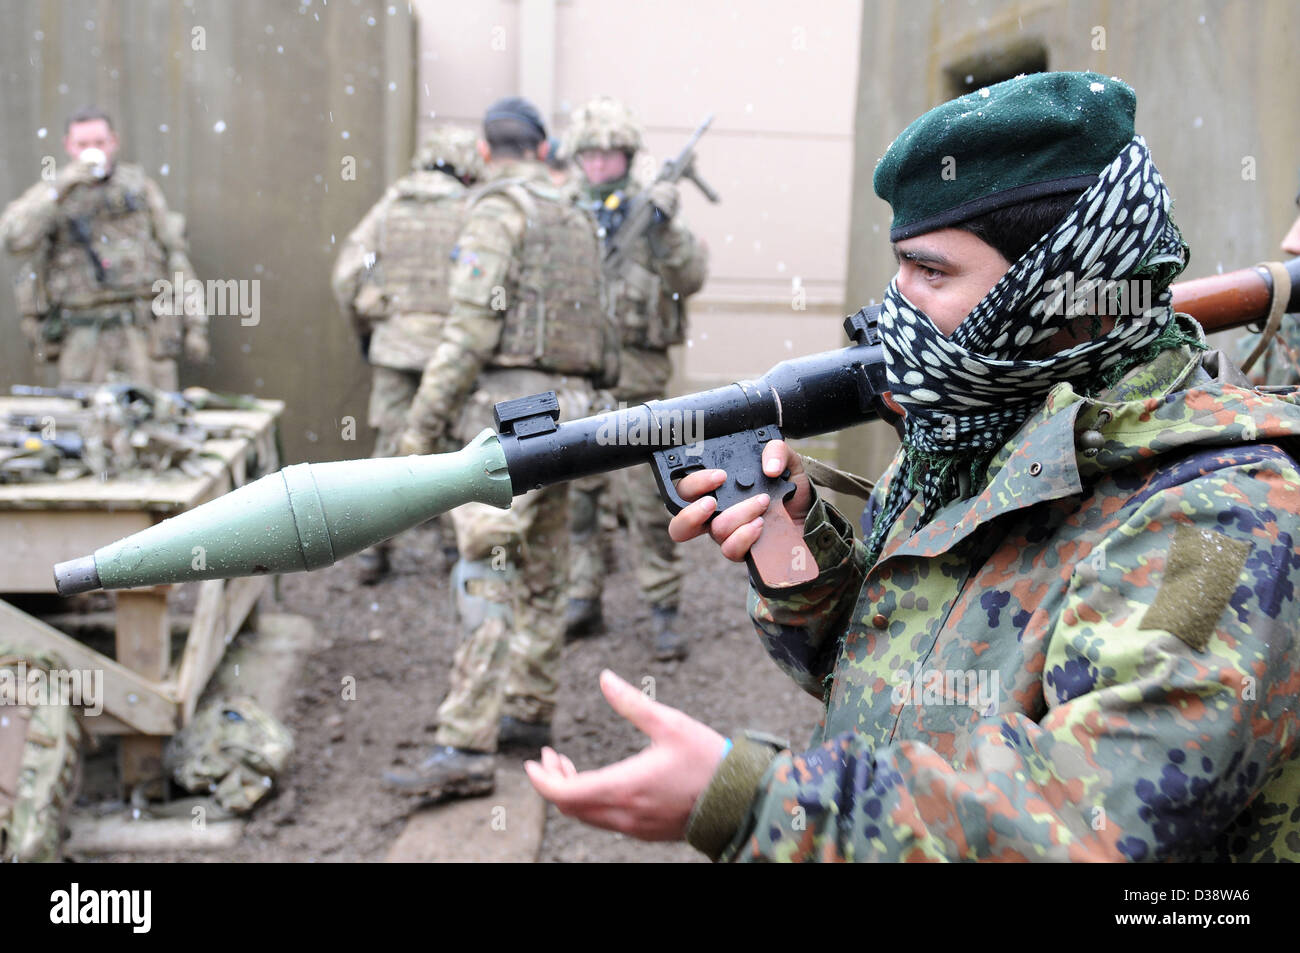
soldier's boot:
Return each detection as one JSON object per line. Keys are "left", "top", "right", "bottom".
{"left": 356, "top": 542, "right": 391, "bottom": 586}
{"left": 381, "top": 746, "right": 495, "bottom": 799}
{"left": 651, "top": 605, "right": 688, "bottom": 661}
{"left": 497, "top": 716, "right": 553, "bottom": 756}
{"left": 565, "top": 597, "right": 604, "bottom": 640}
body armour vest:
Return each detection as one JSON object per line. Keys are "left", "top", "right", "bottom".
{"left": 45, "top": 163, "right": 167, "bottom": 309}
{"left": 374, "top": 171, "right": 466, "bottom": 317}
{"left": 477, "top": 179, "right": 614, "bottom": 379}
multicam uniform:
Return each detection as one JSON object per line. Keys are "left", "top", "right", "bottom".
{"left": 1, "top": 162, "right": 206, "bottom": 389}
{"left": 331, "top": 128, "right": 479, "bottom": 459}
{"left": 686, "top": 330, "right": 1300, "bottom": 862}
{"left": 563, "top": 103, "right": 708, "bottom": 618}
{"left": 403, "top": 158, "right": 617, "bottom": 748}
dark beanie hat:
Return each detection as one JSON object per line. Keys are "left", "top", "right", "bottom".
{"left": 484, "top": 96, "right": 547, "bottom": 141}
{"left": 874, "top": 71, "right": 1137, "bottom": 241}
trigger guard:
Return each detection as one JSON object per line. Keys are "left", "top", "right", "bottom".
{"left": 649, "top": 446, "right": 697, "bottom": 515}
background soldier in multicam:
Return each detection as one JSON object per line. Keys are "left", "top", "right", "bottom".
{"left": 561, "top": 96, "right": 709, "bottom": 660}
{"left": 381, "top": 97, "right": 618, "bottom": 801}
{"left": 330, "top": 125, "right": 482, "bottom": 583}
{"left": 1237, "top": 176, "right": 1300, "bottom": 385}
{"left": 0, "top": 106, "right": 208, "bottom": 390}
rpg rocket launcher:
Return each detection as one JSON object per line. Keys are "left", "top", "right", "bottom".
{"left": 51, "top": 259, "right": 1300, "bottom": 598}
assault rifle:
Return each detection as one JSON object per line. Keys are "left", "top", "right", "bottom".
{"left": 53, "top": 259, "right": 1300, "bottom": 597}
{"left": 602, "top": 115, "right": 720, "bottom": 278}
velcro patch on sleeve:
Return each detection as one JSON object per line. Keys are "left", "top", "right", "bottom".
{"left": 1138, "top": 524, "right": 1252, "bottom": 653}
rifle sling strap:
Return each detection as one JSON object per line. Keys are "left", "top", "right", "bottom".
{"left": 1240, "top": 260, "right": 1293, "bottom": 375}
{"left": 801, "top": 456, "right": 876, "bottom": 501}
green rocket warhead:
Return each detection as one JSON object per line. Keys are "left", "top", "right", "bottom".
{"left": 53, "top": 429, "right": 512, "bottom": 595}
{"left": 54, "top": 310, "right": 899, "bottom": 595}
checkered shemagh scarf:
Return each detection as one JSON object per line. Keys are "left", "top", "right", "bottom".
{"left": 866, "top": 136, "right": 1190, "bottom": 564}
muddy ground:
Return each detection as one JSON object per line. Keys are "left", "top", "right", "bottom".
{"left": 82, "top": 521, "right": 824, "bottom": 863}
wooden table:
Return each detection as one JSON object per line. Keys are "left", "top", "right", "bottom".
{"left": 0, "top": 396, "right": 284, "bottom": 797}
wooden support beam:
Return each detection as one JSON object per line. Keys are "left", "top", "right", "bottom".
{"left": 175, "top": 576, "right": 267, "bottom": 726}
{"left": 115, "top": 588, "right": 172, "bottom": 798}
{"left": 0, "top": 599, "right": 177, "bottom": 735}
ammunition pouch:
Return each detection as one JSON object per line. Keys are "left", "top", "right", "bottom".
{"left": 611, "top": 259, "right": 665, "bottom": 349}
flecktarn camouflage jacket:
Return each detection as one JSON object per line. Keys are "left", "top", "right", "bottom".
{"left": 687, "top": 331, "right": 1300, "bottom": 862}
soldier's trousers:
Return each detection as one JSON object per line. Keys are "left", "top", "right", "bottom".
{"left": 58, "top": 324, "right": 177, "bottom": 390}
{"left": 367, "top": 365, "right": 421, "bottom": 459}
{"left": 567, "top": 390, "right": 682, "bottom": 610}
{"left": 433, "top": 370, "right": 593, "bottom": 750}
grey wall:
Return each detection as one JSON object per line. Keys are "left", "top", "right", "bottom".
{"left": 0, "top": 0, "right": 415, "bottom": 462}
{"left": 841, "top": 0, "right": 1300, "bottom": 486}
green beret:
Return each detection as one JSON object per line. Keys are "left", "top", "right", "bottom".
{"left": 874, "top": 71, "right": 1137, "bottom": 241}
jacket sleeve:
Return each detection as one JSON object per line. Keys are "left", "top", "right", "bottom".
{"left": 0, "top": 180, "right": 60, "bottom": 256}
{"left": 142, "top": 176, "right": 207, "bottom": 338}
{"left": 696, "top": 452, "right": 1300, "bottom": 862}
{"left": 647, "top": 214, "right": 707, "bottom": 298}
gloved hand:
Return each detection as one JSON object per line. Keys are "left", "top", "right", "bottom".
{"left": 184, "top": 330, "right": 211, "bottom": 364}
{"left": 55, "top": 158, "right": 104, "bottom": 196}
{"left": 646, "top": 181, "right": 680, "bottom": 222}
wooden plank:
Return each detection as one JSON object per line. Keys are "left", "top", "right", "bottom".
{"left": 67, "top": 814, "right": 244, "bottom": 854}
{"left": 175, "top": 579, "right": 227, "bottom": 726}
{"left": 0, "top": 510, "right": 153, "bottom": 593}
{"left": 0, "top": 599, "right": 177, "bottom": 734}
{"left": 175, "top": 576, "right": 267, "bottom": 725}
{"left": 115, "top": 588, "right": 172, "bottom": 798}
{"left": 84, "top": 712, "right": 138, "bottom": 736}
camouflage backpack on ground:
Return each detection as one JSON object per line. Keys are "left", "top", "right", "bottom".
{"left": 164, "top": 695, "right": 292, "bottom": 814}
{"left": 476, "top": 179, "right": 619, "bottom": 385}
{"left": 0, "top": 646, "right": 83, "bottom": 863}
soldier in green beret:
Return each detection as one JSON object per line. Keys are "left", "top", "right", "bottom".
{"left": 527, "top": 72, "right": 1300, "bottom": 862}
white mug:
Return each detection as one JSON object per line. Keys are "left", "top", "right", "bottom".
{"left": 78, "top": 147, "right": 108, "bottom": 178}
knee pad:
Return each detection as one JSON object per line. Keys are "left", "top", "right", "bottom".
{"left": 450, "top": 558, "right": 516, "bottom": 631}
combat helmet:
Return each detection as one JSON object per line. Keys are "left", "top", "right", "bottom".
{"left": 563, "top": 96, "right": 643, "bottom": 157}
{"left": 413, "top": 125, "right": 483, "bottom": 183}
